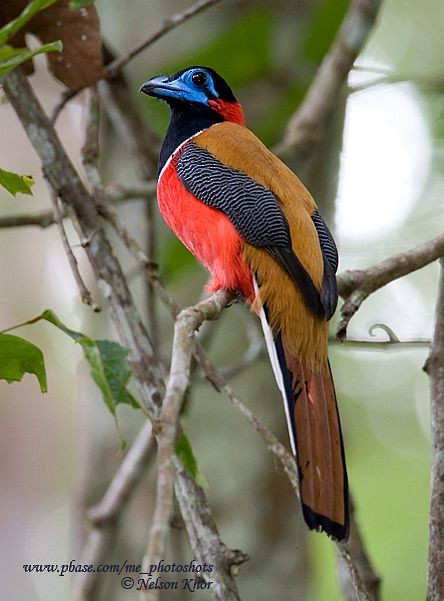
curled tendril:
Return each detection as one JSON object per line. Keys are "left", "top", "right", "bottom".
{"left": 368, "top": 322, "right": 400, "bottom": 343}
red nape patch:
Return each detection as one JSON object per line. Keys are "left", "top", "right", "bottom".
{"left": 209, "top": 99, "right": 245, "bottom": 125}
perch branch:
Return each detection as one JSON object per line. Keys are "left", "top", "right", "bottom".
{"left": 141, "top": 291, "right": 232, "bottom": 601}
{"left": 336, "top": 231, "right": 444, "bottom": 340}
{"left": 424, "top": 258, "right": 444, "bottom": 601}
{"left": 275, "top": 0, "right": 382, "bottom": 160}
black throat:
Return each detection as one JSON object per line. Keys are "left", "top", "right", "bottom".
{"left": 158, "top": 101, "right": 223, "bottom": 175}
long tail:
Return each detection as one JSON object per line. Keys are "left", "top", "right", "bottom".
{"left": 258, "top": 304, "right": 349, "bottom": 541}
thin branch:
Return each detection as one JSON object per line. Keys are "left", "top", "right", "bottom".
{"left": 0, "top": 183, "right": 154, "bottom": 230}
{"left": 274, "top": 0, "right": 382, "bottom": 160}
{"left": 99, "top": 48, "right": 160, "bottom": 338}
{"left": 96, "top": 200, "right": 156, "bottom": 270}
{"left": 424, "top": 258, "right": 444, "bottom": 601}
{"left": 98, "top": 78, "right": 158, "bottom": 179}
{"left": 49, "top": 188, "right": 100, "bottom": 311}
{"left": 101, "top": 74, "right": 159, "bottom": 342}
{"left": 217, "top": 315, "right": 264, "bottom": 380}
{"left": 140, "top": 291, "right": 232, "bottom": 601}
{"left": 337, "top": 500, "right": 381, "bottom": 601}
{"left": 104, "top": 181, "right": 156, "bottom": 203}
{"left": 105, "top": 0, "right": 225, "bottom": 78}
{"left": 71, "top": 423, "right": 155, "bottom": 601}
{"left": 81, "top": 86, "right": 103, "bottom": 193}
{"left": 50, "top": 88, "right": 80, "bottom": 124}
{"left": 336, "top": 231, "right": 444, "bottom": 340}
{"left": 0, "top": 208, "right": 59, "bottom": 228}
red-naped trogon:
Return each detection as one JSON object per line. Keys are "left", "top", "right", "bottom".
{"left": 140, "top": 66, "right": 349, "bottom": 541}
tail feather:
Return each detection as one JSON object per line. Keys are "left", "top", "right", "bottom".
{"left": 257, "top": 294, "right": 349, "bottom": 541}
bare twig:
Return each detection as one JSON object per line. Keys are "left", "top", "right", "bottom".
{"left": 105, "top": 0, "right": 225, "bottom": 78}
{"left": 338, "top": 501, "right": 381, "bottom": 601}
{"left": 424, "top": 258, "right": 444, "bottom": 601}
{"left": 274, "top": 0, "right": 382, "bottom": 160}
{"left": 104, "top": 181, "right": 157, "bottom": 202}
{"left": 49, "top": 188, "right": 100, "bottom": 311}
{"left": 0, "top": 209, "right": 59, "bottom": 228}
{"left": 218, "top": 314, "right": 264, "bottom": 380}
{"left": 81, "top": 87, "right": 103, "bottom": 193}
{"left": 100, "top": 45, "right": 160, "bottom": 338}
{"left": 97, "top": 201, "right": 150, "bottom": 263}
{"left": 141, "top": 291, "right": 232, "bottom": 601}
{"left": 0, "top": 184, "right": 154, "bottom": 230}
{"left": 71, "top": 423, "right": 155, "bottom": 601}
{"left": 98, "top": 82, "right": 158, "bottom": 179}
{"left": 173, "top": 456, "right": 248, "bottom": 600}
{"left": 51, "top": 88, "right": 80, "bottom": 124}
{"left": 336, "top": 231, "right": 444, "bottom": 340}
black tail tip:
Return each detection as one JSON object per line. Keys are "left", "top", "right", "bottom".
{"left": 302, "top": 504, "right": 350, "bottom": 542}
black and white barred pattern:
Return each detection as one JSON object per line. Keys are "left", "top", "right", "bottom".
{"left": 176, "top": 142, "right": 291, "bottom": 249}
{"left": 311, "top": 210, "right": 338, "bottom": 273}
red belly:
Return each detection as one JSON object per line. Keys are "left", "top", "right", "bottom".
{"left": 158, "top": 158, "right": 254, "bottom": 299}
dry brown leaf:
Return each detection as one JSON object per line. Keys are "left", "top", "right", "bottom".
{"left": 0, "top": 0, "right": 104, "bottom": 89}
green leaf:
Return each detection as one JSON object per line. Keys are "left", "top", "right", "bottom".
{"left": 88, "top": 340, "right": 139, "bottom": 413}
{"left": 4, "top": 309, "right": 140, "bottom": 426}
{"left": 0, "top": 0, "right": 58, "bottom": 46}
{"left": 0, "top": 41, "right": 63, "bottom": 77}
{"left": 0, "top": 166, "right": 34, "bottom": 196}
{"left": 175, "top": 433, "right": 208, "bottom": 488}
{"left": 39, "top": 310, "right": 140, "bottom": 415}
{"left": 70, "top": 0, "right": 95, "bottom": 8}
{"left": 0, "top": 333, "right": 47, "bottom": 392}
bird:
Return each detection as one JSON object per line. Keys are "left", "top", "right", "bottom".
{"left": 140, "top": 66, "right": 349, "bottom": 541}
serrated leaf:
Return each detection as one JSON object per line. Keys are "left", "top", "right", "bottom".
{"left": 0, "top": 40, "right": 62, "bottom": 77}
{"left": 70, "top": 0, "right": 95, "bottom": 8}
{"left": 0, "top": 332, "right": 47, "bottom": 392}
{"left": 0, "top": 0, "right": 57, "bottom": 46}
{"left": 0, "top": 166, "right": 34, "bottom": 196}
{"left": 175, "top": 433, "right": 208, "bottom": 489}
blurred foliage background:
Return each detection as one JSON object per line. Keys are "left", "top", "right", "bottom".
{"left": 0, "top": 0, "right": 443, "bottom": 600}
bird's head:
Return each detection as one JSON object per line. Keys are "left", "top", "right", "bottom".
{"left": 139, "top": 66, "right": 245, "bottom": 125}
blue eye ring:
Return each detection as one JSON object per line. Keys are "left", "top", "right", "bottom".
{"left": 191, "top": 70, "right": 207, "bottom": 86}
